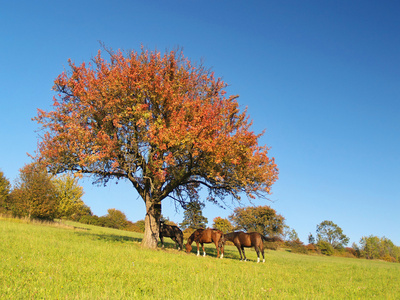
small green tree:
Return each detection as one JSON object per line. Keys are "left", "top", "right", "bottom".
{"left": 53, "top": 174, "right": 85, "bottom": 219}
{"left": 285, "top": 227, "right": 299, "bottom": 242}
{"left": 104, "top": 208, "right": 129, "bottom": 229}
{"left": 10, "top": 162, "right": 57, "bottom": 221}
{"left": 308, "top": 233, "right": 315, "bottom": 244}
{"left": 179, "top": 201, "right": 208, "bottom": 229}
{"left": 133, "top": 220, "right": 146, "bottom": 233}
{"left": 316, "top": 220, "right": 349, "bottom": 249}
{"left": 229, "top": 205, "right": 285, "bottom": 236}
{"left": 212, "top": 217, "right": 234, "bottom": 233}
{"left": 0, "top": 170, "right": 11, "bottom": 213}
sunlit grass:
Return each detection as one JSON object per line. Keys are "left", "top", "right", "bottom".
{"left": 1, "top": 218, "right": 399, "bottom": 299}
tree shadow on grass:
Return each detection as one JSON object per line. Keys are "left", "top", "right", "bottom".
{"left": 185, "top": 243, "right": 234, "bottom": 258}
{"left": 158, "top": 238, "right": 182, "bottom": 250}
{"left": 75, "top": 231, "right": 143, "bottom": 244}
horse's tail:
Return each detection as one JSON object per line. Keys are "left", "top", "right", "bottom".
{"left": 261, "top": 235, "right": 283, "bottom": 243}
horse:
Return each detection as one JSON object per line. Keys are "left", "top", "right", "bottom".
{"left": 185, "top": 228, "right": 224, "bottom": 258}
{"left": 159, "top": 222, "right": 184, "bottom": 250}
{"left": 219, "top": 231, "right": 282, "bottom": 263}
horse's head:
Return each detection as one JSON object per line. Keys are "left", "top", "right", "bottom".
{"left": 185, "top": 243, "right": 192, "bottom": 253}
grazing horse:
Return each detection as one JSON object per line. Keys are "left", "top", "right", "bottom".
{"left": 159, "top": 223, "right": 184, "bottom": 250}
{"left": 185, "top": 228, "right": 224, "bottom": 258}
{"left": 219, "top": 231, "right": 281, "bottom": 263}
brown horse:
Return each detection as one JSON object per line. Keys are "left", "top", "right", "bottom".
{"left": 159, "top": 223, "right": 184, "bottom": 250}
{"left": 219, "top": 231, "right": 281, "bottom": 263}
{"left": 185, "top": 228, "right": 224, "bottom": 258}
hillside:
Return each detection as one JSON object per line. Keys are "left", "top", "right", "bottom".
{"left": 1, "top": 217, "right": 399, "bottom": 299}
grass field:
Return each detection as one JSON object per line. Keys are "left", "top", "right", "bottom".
{"left": 1, "top": 217, "right": 399, "bottom": 299}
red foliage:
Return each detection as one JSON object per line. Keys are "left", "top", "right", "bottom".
{"left": 34, "top": 46, "right": 278, "bottom": 248}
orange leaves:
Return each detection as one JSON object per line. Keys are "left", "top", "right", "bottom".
{"left": 35, "top": 45, "right": 278, "bottom": 203}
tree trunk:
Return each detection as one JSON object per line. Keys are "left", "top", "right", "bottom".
{"left": 141, "top": 196, "right": 162, "bottom": 249}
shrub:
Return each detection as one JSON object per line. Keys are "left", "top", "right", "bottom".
{"left": 125, "top": 221, "right": 144, "bottom": 233}
{"left": 265, "top": 241, "right": 281, "bottom": 251}
{"left": 306, "top": 243, "right": 317, "bottom": 253}
{"left": 317, "top": 240, "right": 334, "bottom": 256}
{"left": 344, "top": 247, "right": 357, "bottom": 258}
{"left": 287, "top": 239, "right": 307, "bottom": 254}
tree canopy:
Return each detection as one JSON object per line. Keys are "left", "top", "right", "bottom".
{"left": 34, "top": 46, "right": 278, "bottom": 248}
{"left": 10, "top": 162, "right": 57, "bottom": 221}
{"left": 179, "top": 200, "right": 208, "bottom": 230}
{"left": 212, "top": 217, "right": 234, "bottom": 233}
{"left": 52, "top": 173, "right": 86, "bottom": 219}
{"left": 316, "top": 220, "right": 349, "bottom": 249}
{"left": 229, "top": 205, "right": 285, "bottom": 236}
{"left": 0, "top": 170, "right": 11, "bottom": 213}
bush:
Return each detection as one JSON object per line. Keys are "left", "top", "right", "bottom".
{"left": 265, "top": 241, "right": 281, "bottom": 251}
{"left": 125, "top": 221, "right": 144, "bottom": 233}
{"left": 287, "top": 239, "right": 307, "bottom": 254}
{"left": 317, "top": 240, "right": 334, "bottom": 256}
{"left": 306, "top": 244, "right": 317, "bottom": 253}
{"left": 344, "top": 247, "right": 357, "bottom": 258}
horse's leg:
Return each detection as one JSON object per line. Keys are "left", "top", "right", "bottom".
{"left": 261, "top": 244, "right": 265, "bottom": 263}
{"left": 178, "top": 236, "right": 184, "bottom": 251}
{"left": 202, "top": 243, "right": 206, "bottom": 257}
{"left": 171, "top": 236, "right": 179, "bottom": 249}
{"left": 196, "top": 242, "right": 200, "bottom": 256}
{"left": 241, "top": 246, "right": 247, "bottom": 261}
{"left": 160, "top": 235, "right": 164, "bottom": 248}
{"left": 254, "top": 245, "right": 260, "bottom": 263}
{"left": 214, "top": 240, "right": 221, "bottom": 258}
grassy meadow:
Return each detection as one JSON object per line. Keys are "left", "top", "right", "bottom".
{"left": 1, "top": 217, "right": 399, "bottom": 299}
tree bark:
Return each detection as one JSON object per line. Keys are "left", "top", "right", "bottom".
{"left": 141, "top": 196, "right": 162, "bottom": 249}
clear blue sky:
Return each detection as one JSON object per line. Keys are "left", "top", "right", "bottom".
{"left": 1, "top": 1, "right": 399, "bottom": 246}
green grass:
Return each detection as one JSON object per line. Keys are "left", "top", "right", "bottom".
{"left": 1, "top": 217, "right": 399, "bottom": 299}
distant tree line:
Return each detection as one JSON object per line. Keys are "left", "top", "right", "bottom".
{"left": 0, "top": 163, "right": 89, "bottom": 221}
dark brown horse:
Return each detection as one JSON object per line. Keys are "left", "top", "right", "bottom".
{"left": 185, "top": 228, "right": 224, "bottom": 258}
{"left": 159, "top": 223, "right": 184, "bottom": 250}
{"left": 219, "top": 231, "right": 281, "bottom": 263}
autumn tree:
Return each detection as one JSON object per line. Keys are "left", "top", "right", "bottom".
{"left": 212, "top": 216, "right": 234, "bottom": 233}
{"left": 34, "top": 46, "right": 278, "bottom": 248}
{"left": 53, "top": 174, "right": 86, "bottom": 219}
{"left": 316, "top": 220, "right": 349, "bottom": 249}
{"left": 10, "top": 162, "right": 57, "bottom": 221}
{"left": 229, "top": 205, "right": 285, "bottom": 236}
{"left": 359, "top": 235, "right": 399, "bottom": 262}
{"left": 179, "top": 200, "right": 208, "bottom": 229}
{"left": 0, "top": 170, "right": 11, "bottom": 213}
